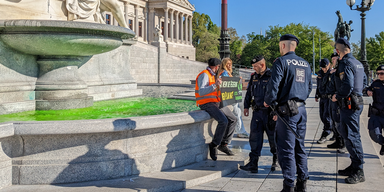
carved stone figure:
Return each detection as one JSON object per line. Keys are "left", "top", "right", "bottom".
{"left": 100, "top": 0, "right": 129, "bottom": 28}
{"left": 66, "top": 0, "right": 128, "bottom": 28}
{"left": 153, "top": 25, "right": 164, "bottom": 42}
{"left": 334, "top": 10, "right": 353, "bottom": 41}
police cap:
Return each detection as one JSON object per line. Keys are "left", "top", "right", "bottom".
{"left": 280, "top": 34, "right": 299, "bottom": 46}
{"left": 330, "top": 52, "right": 339, "bottom": 58}
{"left": 251, "top": 55, "right": 264, "bottom": 64}
{"left": 376, "top": 65, "right": 384, "bottom": 72}
{"left": 320, "top": 58, "right": 330, "bottom": 68}
{"left": 208, "top": 58, "right": 221, "bottom": 66}
{"left": 336, "top": 38, "right": 351, "bottom": 49}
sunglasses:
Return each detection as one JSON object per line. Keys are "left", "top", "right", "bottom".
{"left": 377, "top": 72, "right": 384, "bottom": 75}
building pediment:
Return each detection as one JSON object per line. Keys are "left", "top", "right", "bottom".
{"left": 169, "top": 0, "right": 195, "bottom": 11}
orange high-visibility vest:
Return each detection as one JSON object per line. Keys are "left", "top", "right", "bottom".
{"left": 195, "top": 70, "right": 221, "bottom": 106}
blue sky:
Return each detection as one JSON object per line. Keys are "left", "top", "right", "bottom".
{"left": 188, "top": 0, "right": 384, "bottom": 44}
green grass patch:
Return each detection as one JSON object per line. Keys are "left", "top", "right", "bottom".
{"left": 0, "top": 97, "right": 199, "bottom": 123}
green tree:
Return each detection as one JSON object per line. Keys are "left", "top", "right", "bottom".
{"left": 192, "top": 12, "right": 220, "bottom": 62}
{"left": 239, "top": 23, "right": 334, "bottom": 73}
{"left": 228, "top": 27, "right": 242, "bottom": 64}
{"left": 366, "top": 32, "right": 384, "bottom": 70}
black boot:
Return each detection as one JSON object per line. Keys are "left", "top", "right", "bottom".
{"left": 380, "top": 145, "right": 384, "bottom": 156}
{"left": 345, "top": 169, "right": 365, "bottom": 184}
{"left": 239, "top": 156, "right": 258, "bottom": 173}
{"left": 271, "top": 154, "right": 278, "bottom": 171}
{"left": 281, "top": 183, "right": 294, "bottom": 192}
{"left": 208, "top": 143, "right": 217, "bottom": 161}
{"left": 327, "top": 138, "right": 342, "bottom": 149}
{"left": 338, "top": 165, "right": 354, "bottom": 176}
{"left": 294, "top": 179, "right": 307, "bottom": 192}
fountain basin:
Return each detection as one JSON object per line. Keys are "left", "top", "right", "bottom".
{"left": 0, "top": 20, "right": 133, "bottom": 56}
{"left": 0, "top": 110, "right": 215, "bottom": 186}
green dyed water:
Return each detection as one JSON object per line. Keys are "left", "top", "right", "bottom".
{"left": 0, "top": 97, "right": 199, "bottom": 123}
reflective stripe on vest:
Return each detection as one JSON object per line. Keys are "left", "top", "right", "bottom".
{"left": 195, "top": 70, "right": 220, "bottom": 106}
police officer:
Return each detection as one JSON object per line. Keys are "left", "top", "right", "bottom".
{"left": 332, "top": 38, "right": 366, "bottom": 184}
{"left": 367, "top": 65, "right": 384, "bottom": 156}
{"left": 195, "top": 58, "right": 237, "bottom": 161}
{"left": 264, "top": 34, "right": 312, "bottom": 192}
{"left": 240, "top": 55, "right": 277, "bottom": 173}
{"left": 315, "top": 58, "right": 333, "bottom": 144}
{"left": 326, "top": 53, "right": 346, "bottom": 152}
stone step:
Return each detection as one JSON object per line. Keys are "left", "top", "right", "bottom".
{"left": 1, "top": 148, "right": 249, "bottom": 192}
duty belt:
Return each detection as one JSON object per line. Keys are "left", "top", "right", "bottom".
{"left": 321, "top": 94, "right": 329, "bottom": 99}
{"left": 252, "top": 105, "right": 267, "bottom": 111}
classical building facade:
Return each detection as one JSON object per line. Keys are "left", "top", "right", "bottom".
{"left": 104, "top": 0, "right": 196, "bottom": 60}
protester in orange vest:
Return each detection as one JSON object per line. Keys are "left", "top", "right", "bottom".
{"left": 195, "top": 58, "right": 237, "bottom": 161}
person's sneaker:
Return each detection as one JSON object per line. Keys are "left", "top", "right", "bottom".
{"left": 208, "top": 143, "right": 217, "bottom": 161}
{"left": 317, "top": 137, "right": 327, "bottom": 144}
{"left": 337, "top": 147, "right": 347, "bottom": 154}
{"left": 345, "top": 169, "right": 365, "bottom": 184}
{"left": 380, "top": 145, "right": 384, "bottom": 156}
{"left": 236, "top": 133, "right": 249, "bottom": 138}
{"left": 338, "top": 165, "right": 354, "bottom": 176}
{"left": 218, "top": 144, "right": 235, "bottom": 156}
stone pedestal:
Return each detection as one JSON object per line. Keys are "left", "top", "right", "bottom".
{"left": 35, "top": 56, "right": 93, "bottom": 110}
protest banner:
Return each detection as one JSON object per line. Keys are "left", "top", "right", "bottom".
{"left": 220, "top": 77, "right": 242, "bottom": 107}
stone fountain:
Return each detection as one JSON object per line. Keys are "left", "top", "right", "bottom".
{"left": 0, "top": 0, "right": 138, "bottom": 111}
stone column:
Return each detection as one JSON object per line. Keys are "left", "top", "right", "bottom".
{"left": 110, "top": 14, "right": 114, "bottom": 25}
{"left": 175, "top": 11, "right": 179, "bottom": 42}
{"left": 144, "top": 8, "right": 148, "bottom": 42}
{"left": 184, "top": 14, "right": 188, "bottom": 44}
{"left": 180, "top": 13, "right": 183, "bottom": 44}
{"left": 124, "top": 2, "right": 129, "bottom": 26}
{"left": 134, "top": 5, "right": 139, "bottom": 37}
{"left": 170, "top": 9, "right": 174, "bottom": 42}
{"left": 149, "top": 8, "right": 155, "bottom": 43}
{"left": 163, "top": 8, "right": 168, "bottom": 42}
{"left": 189, "top": 15, "right": 193, "bottom": 45}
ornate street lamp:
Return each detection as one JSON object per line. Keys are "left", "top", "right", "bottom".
{"left": 219, "top": 0, "right": 231, "bottom": 60}
{"left": 347, "top": 0, "right": 375, "bottom": 83}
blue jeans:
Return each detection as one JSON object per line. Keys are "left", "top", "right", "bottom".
{"left": 200, "top": 102, "right": 237, "bottom": 146}
{"left": 232, "top": 103, "right": 247, "bottom": 134}
{"left": 249, "top": 109, "right": 276, "bottom": 158}
{"left": 276, "top": 105, "right": 308, "bottom": 187}
{"left": 339, "top": 105, "right": 365, "bottom": 169}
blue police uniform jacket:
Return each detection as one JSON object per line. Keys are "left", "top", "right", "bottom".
{"left": 265, "top": 51, "right": 312, "bottom": 105}
{"left": 326, "top": 69, "right": 337, "bottom": 95}
{"left": 244, "top": 68, "right": 272, "bottom": 109}
{"left": 315, "top": 69, "right": 331, "bottom": 98}
{"left": 367, "top": 80, "right": 384, "bottom": 112}
{"left": 334, "top": 53, "right": 366, "bottom": 99}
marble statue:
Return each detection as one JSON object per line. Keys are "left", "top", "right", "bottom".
{"left": 66, "top": 0, "right": 128, "bottom": 28}
{"left": 153, "top": 25, "right": 164, "bottom": 42}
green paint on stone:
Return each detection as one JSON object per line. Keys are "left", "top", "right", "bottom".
{"left": 0, "top": 97, "right": 199, "bottom": 123}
